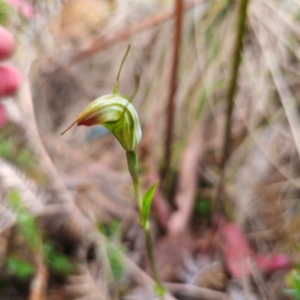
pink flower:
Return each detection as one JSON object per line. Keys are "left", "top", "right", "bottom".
{"left": 0, "top": 65, "right": 20, "bottom": 96}
{"left": 0, "top": 26, "right": 14, "bottom": 59}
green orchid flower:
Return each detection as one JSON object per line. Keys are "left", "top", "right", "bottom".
{"left": 61, "top": 46, "right": 142, "bottom": 152}
{"left": 61, "top": 94, "right": 142, "bottom": 151}
{"left": 61, "top": 45, "right": 164, "bottom": 297}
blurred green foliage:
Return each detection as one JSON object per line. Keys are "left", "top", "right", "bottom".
{"left": 284, "top": 245, "right": 300, "bottom": 299}
{"left": 295, "top": 9, "right": 300, "bottom": 21}
{"left": 43, "top": 243, "right": 74, "bottom": 275}
{"left": 195, "top": 197, "right": 211, "bottom": 217}
{"left": 9, "top": 190, "right": 40, "bottom": 250}
{"left": 285, "top": 273, "right": 300, "bottom": 299}
{"left": 107, "top": 245, "right": 124, "bottom": 282}
{"left": 0, "top": 139, "right": 13, "bottom": 158}
{"left": 5, "top": 256, "right": 34, "bottom": 279}
{"left": 99, "top": 220, "right": 120, "bottom": 239}
{"left": 0, "top": 139, "right": 35, "bottom": 171}
{"left": 0, "top": 0, "right": 12, "bottom": 25}
{"left": 154, "top": 284, "right": 166, "bottom": 297}
{"left": 5, "top": 191, "right": 74, "bottom": 279}
{"left": 98, "top": 221, "right": 124, "bottom": 283}
{"left": 0, "top": 132, "right": 45, "bottom": 184}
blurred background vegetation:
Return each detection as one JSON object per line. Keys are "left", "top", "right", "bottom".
{"left": 1, "top": 0, "right": 300, "bottom": 299}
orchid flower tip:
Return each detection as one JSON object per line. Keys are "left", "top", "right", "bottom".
{"left": 60, "top": 119, "right": 78, "bottom": 135}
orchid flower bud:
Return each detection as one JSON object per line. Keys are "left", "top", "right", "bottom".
{"left": 61, "top": 45, "right": 142, "bottom": 151}
{"left": 61, "top": 94, "right": 142, "bottom": 151}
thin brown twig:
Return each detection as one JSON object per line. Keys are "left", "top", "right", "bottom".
{"left": 69, "top": 0, "right": 204, "bottom": 64}
{"left": 161, "top": 0, "right": 183, "bottom": 183}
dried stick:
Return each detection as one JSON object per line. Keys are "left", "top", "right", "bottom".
{"left": 161, "top": 0, "right": 183, "bottom": 182}
{"left": 69, "top": 0, "right": 205, "bottom": 64}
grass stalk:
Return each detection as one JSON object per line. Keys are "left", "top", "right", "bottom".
{"left": 162, "top": 0, "right": 183, "bottom": 183}
{"left": 217, "top": 0, "right": 249, "bottom": 202}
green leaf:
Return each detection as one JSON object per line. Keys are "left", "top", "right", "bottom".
{"left": 195, "top": 197, "right": 211, "bottom": 216}
{"left": 8, "top": 190, "right": 21, "bottom": 208}
{"left": 0, "top": 140, "right": 14, "bottom": 159}
{"left": 43, "top": 243, "right": 74, "bottom": 275}
{"left": 107, "top": 246, "right": 124, "bottom": 282}
{"left": 154, "top": 284, "right": 166, "bottom": 297}
{"left": 98, "top": 220, "right": 121, "bottom": 240}
{"left": 141, "top": 181, "right": 158, "bottom": 229}
{"left": 5, "top": 256, "right": 34, "bottom": 279}
{"left": 97, "top": 221, "right": 124, "bottom": 282}
{"left": 8, "top": 191, "right": 40, "bottom": 250}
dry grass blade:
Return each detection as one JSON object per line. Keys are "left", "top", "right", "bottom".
{"left": 0, "top": 158, "right": 46, "bottom": 220}
{"left": 69, "top": 0, "right": 206, "bottom": 64}
{"left": 66, "top": 264, "right": 108, "bottom": 300}
{"left": 0, "top": 159, "right": 75, "bottom": 232}
{"left": 247, "top": 258, "right": 273, "bottom": 300}
{"left": 119, "top": 250, "right": 179, "bottom": 300}
{"left": 249, "top": 14, "right": 300, "bottom": 158}
{"left": 167, "top": 122, "right": 204, "bottom": 234}
{"left": 165, "top": 282, "right": 229, "bottom": 300}
{"left": 17, "top": 79, "right": 93, "bottom": 242}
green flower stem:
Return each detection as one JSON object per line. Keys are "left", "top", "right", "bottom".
{"left": 145, "top": 227, "right": 161, "bottom": 286}
{"left": 126, "top": 150, "right": 143, "bottom": 212}
{"left": 126, "top": 150, "right": 163, "bottom": 291}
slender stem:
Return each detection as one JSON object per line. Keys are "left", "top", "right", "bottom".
{"left": 145, "top": 228, "right": 162, "bottom": 286}
{"left": 219, "top": 0, "right": 249, "bottom": 170}
{"left": 126, "top": 150, "right": 143, "bottom": 211}
{"left": 126, "top": 150, "right": 163, "bottom": 291}
{"left": 162, "top": 0, "right": 183, "bottom": 183}
{"left": 216, "top": 0, "right": 249, "bottom": 204}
